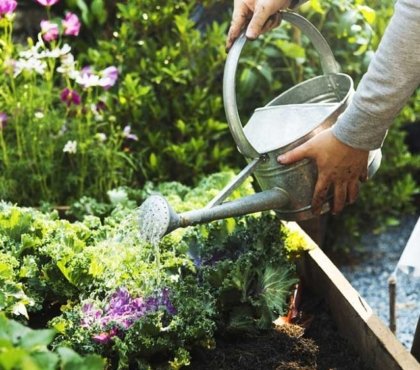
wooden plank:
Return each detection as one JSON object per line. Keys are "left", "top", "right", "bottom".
{"left": 290, "top": 222, "right": 420, "bottom": 370}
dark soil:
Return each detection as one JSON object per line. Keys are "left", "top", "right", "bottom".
{"left": 189, "top": 298, "right": 370, "bottom": 370}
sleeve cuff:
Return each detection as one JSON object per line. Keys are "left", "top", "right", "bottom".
{"left": 331, "top": 102, "right": 391, "bottom": 151}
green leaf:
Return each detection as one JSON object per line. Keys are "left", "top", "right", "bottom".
{"left": 56, "top": 259, "right": 74, "bottom": 285}
{"left": 149, "top": 153, "right": 158, "bottom": 169}
{"left": 91, "top": 0, "right": 108, "bottom": 24}
{"left": 7, "top": 319, "right": 31, "bottom": 345}
{"left": 0, "top": 348, "right": 27, "bottom": 370}
{"left": 57, "top": 347, "right": 82, "bottom": 365}
{"left": 309, "top": 0, "right": 324, "bottom": 14}
{"left": 31, "top": 351, "right": 59, "bottom": 370}
{"left": 57, "top": 347, "right": 105, "bottom": 370}
{"left": 19, "top": 329, "right": 56, "bottom": 349}
{"left": 76, "top": 0, "right": 91, "bottom": 25}
{"left": 357, "top": 5, "right": 376, "bottom": 25}
{"left": 274, "top": 40, "right": 305, "bottom": 59}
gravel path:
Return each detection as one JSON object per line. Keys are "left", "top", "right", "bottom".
{"left": 337, "top": 214, "right": 420, "bottom": 350}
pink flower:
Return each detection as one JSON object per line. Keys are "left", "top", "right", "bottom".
{"left": 99, "top": 66, "right": 118, "bottom": 90}
{"left": 62, "top": 12, "right": 81, "bottom": 36}
{"left": 92, "top": 332, "right": 112, "bottom": 344}
{"left": 0, "top": 112, "right": 8, "bottom": 129}
{"left": 35, "top": 0, "right": 59, "bottom": 6}
{"left": 0, "top": 0, "right": 17, "bottom": 16}
{"left": 40, "top": 20, "right": 59, "bottom": 42}
{"left": 60, "top": 88, "right": 81, "bottom": 106}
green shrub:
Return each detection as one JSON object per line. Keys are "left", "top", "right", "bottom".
{"left": 83, "top": 1, "right": 239, "bottom": 187}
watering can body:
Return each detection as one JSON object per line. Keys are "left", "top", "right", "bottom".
{"left": 138, "top": 12, "right": 382, "bottom": 241}
{"left": 223, "top": 11, "right": 381, "bottom": 221}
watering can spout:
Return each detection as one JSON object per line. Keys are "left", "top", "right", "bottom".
{"left": 138, "top": 188, "right": 290, "bottom": 242}
{"left": 173, "top": 187, "right": 289, "bottom": 232}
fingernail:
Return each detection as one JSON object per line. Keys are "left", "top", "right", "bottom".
{"left": 277, "top": 154, "right": 286, "bottom": 163}
{"left": 245, "top": 31, "right": 257, "bottom": 40}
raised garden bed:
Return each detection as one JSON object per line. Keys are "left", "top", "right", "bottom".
{"left": 295, "top": 222, "right": 420, "bottom": 370}
{"left": 188, "top": 222, "right": 420, "bottom": 370}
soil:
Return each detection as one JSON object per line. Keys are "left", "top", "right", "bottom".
{"left": 189, "top": 296, "right": 371, "bottom": 370}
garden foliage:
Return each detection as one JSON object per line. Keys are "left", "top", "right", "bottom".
{"left": 0, "top": 171, "right": 310, "bottom": 369}
{"left": 0, "top": 312, "right": 104, "bottom": 370}
{"left": 0, "top": 0, "right": 418, "bottom": 366}
{"left": 0, "top": 0, "right": 418, "bottom": 242}
{"left": 0, "top": 0, "right": 135, "bottom": 205}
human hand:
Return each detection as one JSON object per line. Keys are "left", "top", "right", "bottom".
{"left": 277, "top": 128, "right": 370, "bottom": 215}
{"left": 226, "top": 0, "right": 292, "bottom": 51}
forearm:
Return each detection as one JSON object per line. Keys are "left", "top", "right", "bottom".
{"left": 332, "top": 0, "right": 420, "bottom": 150}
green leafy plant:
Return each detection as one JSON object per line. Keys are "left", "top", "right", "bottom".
{"left": 0, "top": 172, "right": 310, "bottom": 369}
{"left": 83, "top": 0, "right": 238, "bottom": 186}
{"left": 0, "top": 312, "right": 105, "bottom": 370}
{"left": 0, "top": 1, "right": 135, "bottom": 205}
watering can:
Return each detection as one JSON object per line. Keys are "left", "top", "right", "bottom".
{"left": 138, "top": 12, "right": 382, "bottom": 242}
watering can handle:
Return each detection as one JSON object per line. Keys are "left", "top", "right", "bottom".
{"left": 223, "top": 11, "right": 340, "bottom": 159}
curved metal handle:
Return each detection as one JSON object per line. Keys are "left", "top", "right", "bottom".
{"left": 223, "top": 11, "right": 341, "bottom": 159}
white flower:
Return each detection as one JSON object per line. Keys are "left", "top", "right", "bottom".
{"left": 57, "top": 53, "right": 77, "bottom": 76}
{"left": 95, "top": 133, "right": 107, "bottom": 142}
{"left": 43, "top": 44, "right": 71, "bottom": 58}
{"left": 19, "top": 41, "right": 43, "bottom": 60}
{"left": 63, "top": 140, "right": 77, "bottom": 154}
{"left": 89, "top": 103, "right": 104, "bottom": 121}
{"left": 75, "top": 72, "right": 101, "bottom": 88}
{"left": 19, "top": 38, "right": 71, "bottom": 60}
{"left": 122, "top": 125, "right": 138, "bottom": 141}
{"left": 107, "top": 188, "right": 128, "bottom": 205}
{"left": 34, "top": 111, "right": 44, "bottom": 119}
{"left": 14, "top": 58, "right": 47, "bottom": 77}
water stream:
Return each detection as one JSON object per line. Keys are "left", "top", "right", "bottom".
{"left": 137, "top": 195, "right": 172, "bottom": 284}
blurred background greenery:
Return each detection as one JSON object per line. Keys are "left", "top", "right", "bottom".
{"left": 2, "top": 0, "right": 420, "bottom": 247}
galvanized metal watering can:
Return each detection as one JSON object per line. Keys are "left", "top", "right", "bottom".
{"left": 138, "top": 12, "right": 382, "bottom": 241}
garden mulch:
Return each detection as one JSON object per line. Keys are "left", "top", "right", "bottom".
{"left": 189, "top": 297, "right": 370, "bottom": 370}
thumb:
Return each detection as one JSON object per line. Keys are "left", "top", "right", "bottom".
{"left": 277, "top": 143, "right": 310, "bottom": 165}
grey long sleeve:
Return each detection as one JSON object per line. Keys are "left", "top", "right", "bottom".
{"left": 331, "top": 0, "right": 420, "bottom": 150}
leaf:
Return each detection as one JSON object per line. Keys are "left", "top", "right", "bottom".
{"left": 57, "top": 347, "right": 81, "bottom": 364}
{"left": 225, "top": 218, "right": 236, "bottom": 235}
{"left": 274, "top": 40, "right": 305, "bottom": 59}
{"left": 149, "top": 153, "right": 158, "bottom": 169}
{"left": 7, "top": 319, "right": 31, "bottom": 345}
{"left": 309, "top": 0, "right": 324, "bottom": 14}
{"left": 31, "top": 351, "right": 59, "bottom": 370}
{"left": 357, "top": 5, "right": 376, "bottom": 25}
{"left": 19, "top": 329, "right": 56, "bottom": 349}
{"left": 0, "top": 348, "right": 27, "bottom": 370}
{"left": 56, "top": 259, "right": 74, "bottom": 285}
{"left": 57, "top": 347, "right": 105, "bottom": 370}
{"left": 76, "top": 0, "right": 91, "bottom": 25}
{"left": 91, "top": 0, "right": 108, "bottom": 24}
